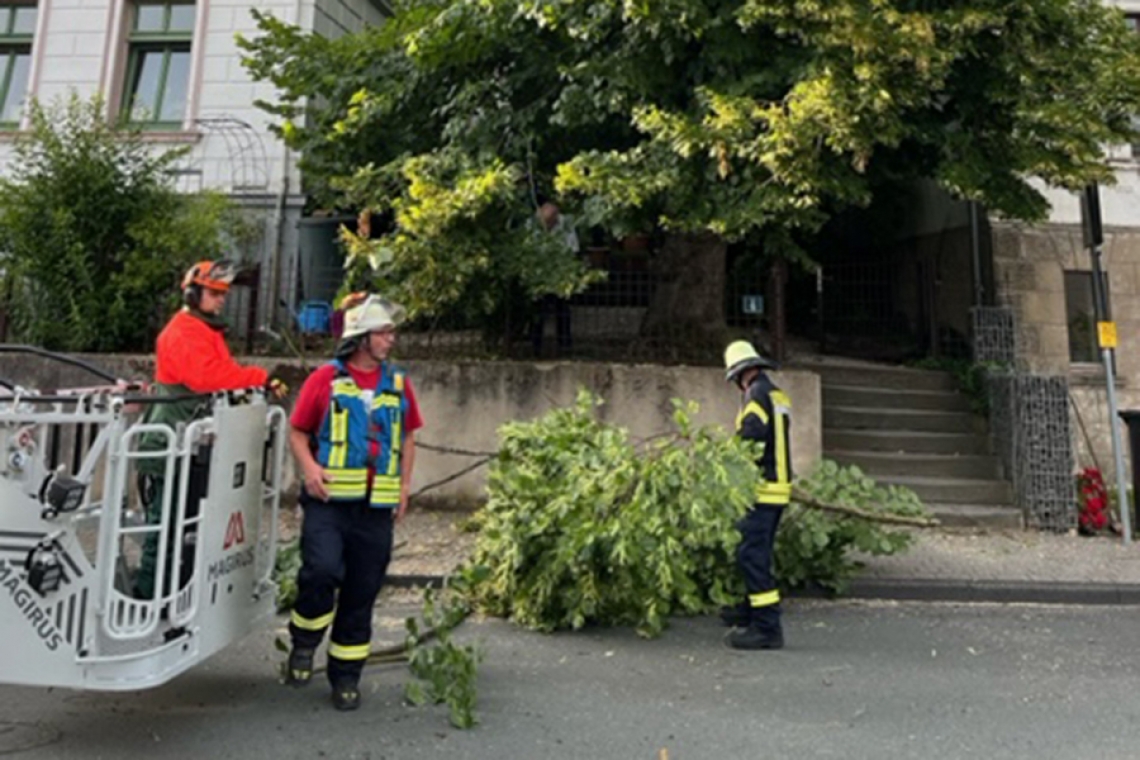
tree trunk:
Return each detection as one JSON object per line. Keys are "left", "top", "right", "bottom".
{"left": 640, "top": 232, "right": 728, "bottom": 352}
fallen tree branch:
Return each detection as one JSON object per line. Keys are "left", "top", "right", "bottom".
{"left": 297, "top": 607, "right": 472, "bottom": 676}
{"left": 791, "top": 489, "right": 941, "bottom": 528}
{"left": 418, "top": 442, "right": 497, "bottom": 457}
{"left": 409, "top": 457, "right": 494, "bottom": 501}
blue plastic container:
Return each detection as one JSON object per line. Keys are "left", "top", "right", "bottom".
{"left": 295, "top": 301, "right": 332, "bottom": 334}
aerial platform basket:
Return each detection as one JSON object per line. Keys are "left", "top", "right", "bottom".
{"left": 0, "top": 346, "right": 287, "bottom": 691}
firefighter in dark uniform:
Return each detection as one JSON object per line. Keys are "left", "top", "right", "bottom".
{"left": 285, "top": 294, "right": 423, "bottom": 710}
{"left": 721, "top": 340, "right": 792, "bottom": 650}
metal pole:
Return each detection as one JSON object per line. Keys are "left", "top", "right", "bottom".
{"left": 1089, "top": 242, "right": 1132, "bottom": 543}
{"left": 969, "top": 201, "right": 985, "bottom": 307}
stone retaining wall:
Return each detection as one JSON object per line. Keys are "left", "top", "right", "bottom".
{"left": 0, "top": 354, "right": 822, "bottom": 505}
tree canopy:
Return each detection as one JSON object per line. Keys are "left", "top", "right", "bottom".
{"left": 240, "top": 0, "right": 1140, "bottom": 328}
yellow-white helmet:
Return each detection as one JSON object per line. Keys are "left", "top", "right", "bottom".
{"left": 340, "top": 294, "right": 405, "bottom": 340}
{"left": 724, "top": 340, "right": 774, "bottom": 382}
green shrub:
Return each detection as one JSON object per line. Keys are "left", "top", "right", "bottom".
{"left": 0, "top": 95, "right": 255, "bottom": 352}
{"left": 777, "top": 460, "right": 927, "bottom": 594}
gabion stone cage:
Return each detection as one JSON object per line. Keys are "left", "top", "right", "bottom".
{"left": 975, "top": 307, "right": 1076, "bottom": 531}
{"left": 971, "top": 306, "right": 1017, "bottom": 365}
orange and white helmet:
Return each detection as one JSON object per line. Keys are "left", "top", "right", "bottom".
{"left": 182, "top": 260, "right": 236, "bottom": 293}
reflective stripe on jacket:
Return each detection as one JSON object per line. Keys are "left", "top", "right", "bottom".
{"left": 314, "top": 360, "right": 407, "bottom": 508}
{"left": 735, "top": 373, "right": 793, "bottom": 506}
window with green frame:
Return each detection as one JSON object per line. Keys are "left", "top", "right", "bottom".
{"left": 122, "top": 0, "right": 194, "bottom": 128}
{"left": 0, "top": 3, "right": 35, "bottom": 128}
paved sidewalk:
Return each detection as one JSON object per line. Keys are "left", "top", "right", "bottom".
{"left": 386, "top": 508, "right": 1140, "bottom": 605}
{"left": 848, "top": 528, "right": 1140, "bottom": 604}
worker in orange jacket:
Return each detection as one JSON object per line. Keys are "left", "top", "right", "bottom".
{"left": 133, "top": 260, "right": 285, "bottom": 599}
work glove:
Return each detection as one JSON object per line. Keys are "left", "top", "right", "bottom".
{"left": 267, "top": 377, "right": 289, "bottom": 399}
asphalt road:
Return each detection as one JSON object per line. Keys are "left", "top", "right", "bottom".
{"left": 3, "top": 600, "right": 1140, "bottom": 759}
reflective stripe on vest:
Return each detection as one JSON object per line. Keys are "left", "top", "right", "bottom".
{"left": 737, "top": 387, "right": 792, "bottom": 507}
{"left": 314, "top": 361, "right": 407, "bottom": 508}
{"left": 769, "top": 389, "right": 792, "bottom": 504}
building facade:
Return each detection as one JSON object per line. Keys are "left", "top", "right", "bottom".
{"left": 0, "top": 0, "right": 388, "bottom": 330}
{"left": 994, "top": 2, "right": 1140, "bottom": 484}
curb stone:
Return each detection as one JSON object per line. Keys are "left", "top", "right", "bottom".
{"left": 843, "top": 578, "right": 1140, "bottom": 605}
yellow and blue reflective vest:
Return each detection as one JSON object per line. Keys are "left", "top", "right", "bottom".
{"left": 735, "top": 373, "right": 793, "bottom": 506}
{"left": 314, "top": 360, "right": 407, "bottom": 508}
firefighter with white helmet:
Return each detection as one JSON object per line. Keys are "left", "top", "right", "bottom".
{"left": 720, "top": 340, "right": 792, "bottom": 650}
{"left": 284, "top": 293, "right": 423, "bottom": 710}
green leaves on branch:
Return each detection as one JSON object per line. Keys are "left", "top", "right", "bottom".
{"left": 778, "top": 460, "right": 929, "bottom": 595}
{"left": 464, "top": 390, "right": 930, "bottom": 637}
{"left": 241, "top": 4, "right": 597, "bottom": 324}
{"left": 468, "top": 390, "right": 757, "bottom": 638}
{"left": 337, "top": 151, "right": 601, "bottom": 320}
{"left": 273, "top": 540, "right": 302, "bottom": 612}
{"left": 404, "top": 586, "right": 481, "bottom": 729}
{"left": 245, "top": 0, "right": 1140, "bottom": 253}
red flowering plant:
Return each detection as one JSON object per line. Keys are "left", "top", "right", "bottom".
{"left": 1077, "top": 467, "right": 1110, "bottom": 534}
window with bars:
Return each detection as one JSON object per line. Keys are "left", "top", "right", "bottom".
{"left": 122, "top": 0, "right": 194, "bottom": 128}
{"left": 0, "top": 3, "right": 35, "bottom": 128}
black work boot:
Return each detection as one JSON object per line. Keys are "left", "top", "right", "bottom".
{"left": 331, "top": 680, "right": 362, "bottom": 711}
{"left": 286, "top": 646, "right": 315, "bottom": 687}
{"left": 726, "top": 626, "right": 784, "bottom": 651}
{"left": 719, "top": 603, "right": 751, "bottom": 628}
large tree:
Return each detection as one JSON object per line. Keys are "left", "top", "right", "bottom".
{"left": 240, "top": 0, "right": 1140, "bottom": 345}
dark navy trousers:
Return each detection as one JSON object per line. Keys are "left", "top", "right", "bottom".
{"left": 736, "top": 504, "right": 784, "bottom": 634}
{"left": 288, "top": 496, "right": 394, "bottom": 685}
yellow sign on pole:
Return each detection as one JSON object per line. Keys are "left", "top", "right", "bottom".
{"left": 1098, "top": 321, "right": 1118, "bottom": 349}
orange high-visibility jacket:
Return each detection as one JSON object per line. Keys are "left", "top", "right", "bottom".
{"left": 155, "top": 309, "right": 268, "bottom": 392}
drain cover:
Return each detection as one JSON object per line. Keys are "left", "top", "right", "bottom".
{"left": 0, "top": 722, "right": 60, "bottom": 755}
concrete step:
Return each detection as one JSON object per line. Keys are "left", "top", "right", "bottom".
{"left": 824, "top": 429, "right": 991, "bottom": 455}
{"left": 827, "top": 450, "right": 1001, "bottom": 480}
{"left": 822, "top": 384, "right": 971, "bottom": 413}
{"left": 924, "top": 503, "right": 1024, "bottom": 530}
{"left": 878, "top": 476, "right": 1014, "bottom": 505}
{"left": 824, "top": 407, "right": 982, "bottom": 434}
{"left": 810, "top": 365, "right": 957, "bottom": 393}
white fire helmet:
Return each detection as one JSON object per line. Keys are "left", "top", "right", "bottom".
{"left": 341, "top": 295, "right": 406, "bottom": 339}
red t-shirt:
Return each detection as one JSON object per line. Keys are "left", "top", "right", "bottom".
{"left": 291, "top": 363, "right": 424, "bottom": 462}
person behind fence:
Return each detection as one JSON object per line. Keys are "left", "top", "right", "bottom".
{"left": 720, "top": 340, "right": 792, "bottom": 650}
{"left": 530, "top": 200, "right": 580, "bottom": 356}
{"left": 133, "top": 260, "right": 288, "bottom": 600}
{"left": 284, "top": 292, "right": 423, "bottom": 711}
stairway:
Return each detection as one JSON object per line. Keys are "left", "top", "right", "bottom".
{"left": 819, "top": 363, "right": 1020, "bottom": 529}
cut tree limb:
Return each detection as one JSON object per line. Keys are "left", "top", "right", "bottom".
{"left": 791, "top": 489, "right": 941, "bottom": 528}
